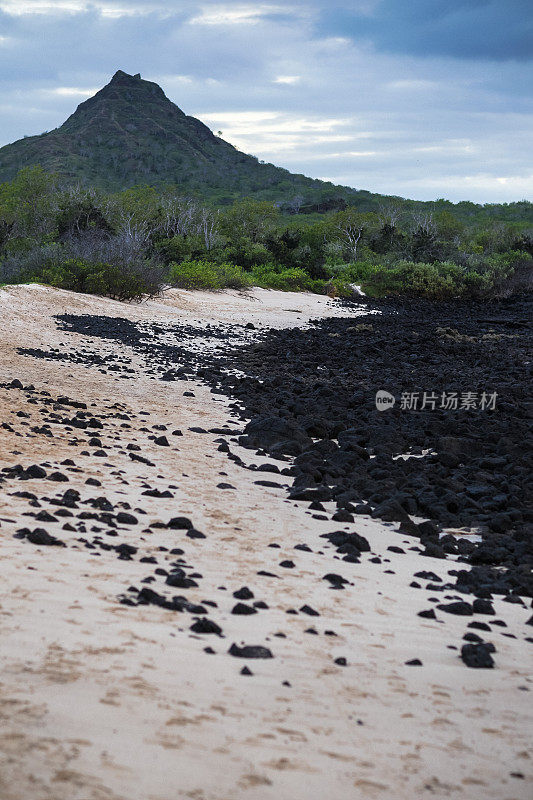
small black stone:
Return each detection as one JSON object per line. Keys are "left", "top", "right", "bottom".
{"left": 168, "top": 516, "right": 193, "bottom": 529}
{"left": 48, "top": 472, "right": 69, "bottom": 482}
{"left": 25, "top": 464, "right": 47, "bottom": 479}
{"left": 233, "top": 587, "right": 254, "bottom": 600}
{"left": 186, "top": 529, "right": 206, "bottom": 539}
{"left": 437, "top": 601, "right": 473, "bottom": 616}
{"left": 228, "top": 644, "right": 273, "bottom": 659}
{"left": 190, "top": 618, "right": 222, "bottom": 635}
{"left": 467, "top": 621, "right": 492, "bottom": 631}
{"left": 472, "top": 598, "right": 495, "bottom": 615}
{"left": 231, "top": 603, "right": 257, "bottom": 615}
{"left": 116, "top": 512, "right": 138, "bottom": 525}
{"left": 26, "top": 528, "right": 65, "bottom": 547}
{"left": 418, "top": 609, "right": 436, "bottom": 619}
{"left": 300, "top": 604, "right": 320, "bottom": 616}
{"left": 461, "top": 643, "right": 495, "bottom": 668}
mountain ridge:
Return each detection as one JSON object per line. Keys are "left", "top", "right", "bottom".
{"left": 0, "top": 71, "right": 532, "bottom": 221}
{"left": 0, "top": 70, "right": 348, "bottom": 206}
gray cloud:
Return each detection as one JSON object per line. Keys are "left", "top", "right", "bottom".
{"left": 315, "top": 1, "right": 533, "bottom": 61}
{"left": 0, "top": 0, "right": 531, "bottom": 202}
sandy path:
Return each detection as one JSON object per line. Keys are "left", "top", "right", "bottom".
{"left": 0, "top": 285, "right": 530, "bottom": 800}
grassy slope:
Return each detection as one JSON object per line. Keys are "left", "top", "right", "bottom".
{"left": 0, "top": 72, "right": 531, "bottom": 223}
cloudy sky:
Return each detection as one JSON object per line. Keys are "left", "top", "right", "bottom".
{"left": 1, "top": 0, "right": 532, "bottom": 203}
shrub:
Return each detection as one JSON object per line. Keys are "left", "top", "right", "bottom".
{"left": 154, "top": 235, "right": 192, "bottom": 265}
{"left": 216, "top": 262, "right": 252, "bottom": 290}
{"left": 485, "top": 251, "right": 533, "bottom": 297}
{"left": 0, "top": 230, "right": 164, "bottom": 301}
{"left": 28, "top": 257, "right": 162, "bottom": 301}
{"left": 219, "top": 240, "right": 272, "bottom": 268}
{"left": 400, "top": 261, "right": 463, "bottom": 298}
{"left": 333, "top": 260, "right": 379, "bottom": 283}
{"left": 168, "top": 260, "right": 251, "bottom": 291}
{"left": 0, "top": 242, "right": 64, "bottom": 283}
{"left": 323, "top": 279, "right": 357, "bottom": 299}
{"left": 169, "top": 260, "right": 221, "bottom": 289}
{"left": 335, "top": 260, "right": 489, "bottom": 299}
{"left": 250, "top": 265, "right": 316, "bottom": 291}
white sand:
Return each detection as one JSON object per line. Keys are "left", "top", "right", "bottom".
{"left": 0, "top": 285, "right": 530, "bottom": 800}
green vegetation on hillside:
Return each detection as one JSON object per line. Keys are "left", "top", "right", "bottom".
{"left": 0, "top": 71, "right": 532, "bottom": 228}
{"left": 0, "top": 70, "right": 348, "bottom": 207}
{"left": 1, "top": 166, "right": 531, "bottom": 301}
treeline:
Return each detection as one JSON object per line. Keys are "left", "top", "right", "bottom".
{"left": 0, "top": 166, "right": 532, "bottom": 300}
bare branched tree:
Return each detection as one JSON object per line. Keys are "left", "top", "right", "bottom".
{"left": 378, "top": 203, "right": 403, "bottom": 228}
{"left": 411, "top": 211, "right": 436, "bottom": 234}
{"left": 286, "top": 195, "right": 305, "bottom": 215}
{"left": 159, "top": 194, "right": 198, "bottom": 238}
{"left": 57, "top": 183, "right": 104, "bottom": 235}
{"left": 334, "top": 216, "right": 365, "bottom": 261}
{"left": 115, "top": 211, "right": 151, "bottom": 246}
{"left": 198, "top": 207, "right": 220, "bottom": 251}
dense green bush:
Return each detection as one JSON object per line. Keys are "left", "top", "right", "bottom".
{"left": 218, "top": 239, "right": 273, "bottom": 268}
{"left": 217, "top": 262, "right": 253, "bottom": 290}
{"left": 398, "top": 261, "right": 464, "bottom": 298}
{"left": 250, "top": 265, "right": 318, "bottom": 292}
{"left": 483, "top": 250, "right": 533, "bottom": 296}
{"left": 168, "top": 261, "right": 332, "bottom": 293}
{"left": 364, "top": 261, "right": 469, "bottom": 298}
{"left": 154, "top": 235, "right": 192, "bottom": 265}
{"left": 168, "top": 260, "right": 252, "bottom": 291}
{"left": 27, "top": 257, "right": 162, "bottom": 301}
{"left": 333, "top": 256, "right": 532, "bottom": 299}
{"left": 168, "top": 260, "right": 220, "bottom": 289}
{"left": 323, "top": 279, "right": 359, "bottom": 298}
{"left": 1, "top": 168, "right": 531, "bottom": 302}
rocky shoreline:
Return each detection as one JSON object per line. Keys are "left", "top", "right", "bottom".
{"left": 37, "top": 293, "right": 532, "bottom": 608}
{"left": 0, "top": 285, "right": 531, "bottom": 800}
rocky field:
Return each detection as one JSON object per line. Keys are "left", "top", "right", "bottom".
{"left": 0, "top": 284, "right": 531, "bottom": 800}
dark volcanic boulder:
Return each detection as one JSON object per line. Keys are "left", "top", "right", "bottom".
{"left": 320, "top": 530, "right": 370, "bottom": 552}
{"left": 437, "top": 601, "right": 473, "bottom": 616}
{"left": 371, "top": 498, "right": 410, "bottom": 523}
{"left": 289, "top": 486, "right": 332, "bottom": 502}
{"left": 168, "top": 516, "right": 193, "bottom": 529}
{"left": 239, "top": 415, "right": 312, "bottom": 454}
{"left": 190, "top": 618, "right": 222, "bottom": 635}
{"left": 460, "top": 643, "right": 495, "bottom": 668}
{"left": 228, "top": 643, "right": 273, "bottom": 659}
{"left": 25, "top": 528, "right": 65, "bottom": 547}
{"left": 24, "top": 464, "right": 47, "bottom": 479}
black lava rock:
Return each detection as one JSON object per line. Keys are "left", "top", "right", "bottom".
{"left": 190, "top": 618, "right": 222, "bottom": 635}
{"left": 460, "top": 643, "right": 495, "bottom": 668}
{"left": 437, "top": 601, "right": 473, "bottom": 616}
{"left": 228, "top": 644, "right": 273, "bottom": 659}
{"left": 116, "top": 512, "right": 138, "bottom": 525}
{"left": 231, "top": 603, "right": 257, "bottom": 615}
{"left": 25, "top": 528, "right": 65, "bottom": 547}
{"left": 233, "top": 587, "right": 254, "bottom": 600}
{"left": 168, "top": 516, "right": 193, "bottom": 529}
